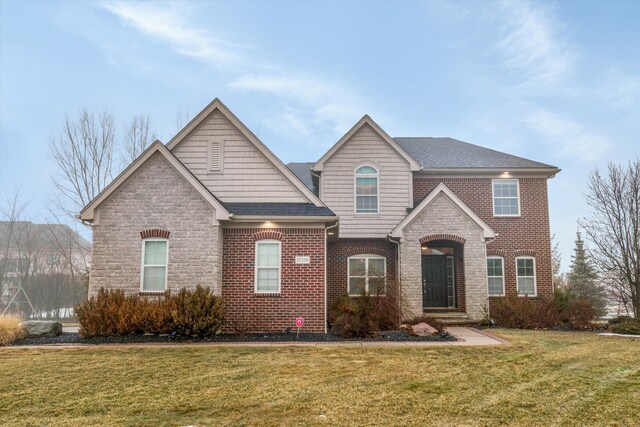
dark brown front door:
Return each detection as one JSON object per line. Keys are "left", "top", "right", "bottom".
{"left": 422, "top": 255, "right": 448, "bottom": 308}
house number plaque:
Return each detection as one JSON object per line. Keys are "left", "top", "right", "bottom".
{"left": 295, "top": 256, "right": 311, "bottom": 264}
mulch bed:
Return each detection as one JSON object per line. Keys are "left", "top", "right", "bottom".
{"left": 14, "top": 331, "right": 456, "bottom": 346}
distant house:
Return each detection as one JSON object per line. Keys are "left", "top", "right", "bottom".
{"left": 81, "top": 98, "right": 559, "bottom": 332}
{"left": 0, "top": 221, "right": 90, "bottom": 314}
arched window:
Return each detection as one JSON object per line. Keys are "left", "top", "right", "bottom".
{"left": 355, "top": 165, "right": 378, "bottom": 214}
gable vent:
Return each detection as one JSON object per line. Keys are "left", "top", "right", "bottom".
{"left": 208, "top": 139, "right": 223, "bottom": 172}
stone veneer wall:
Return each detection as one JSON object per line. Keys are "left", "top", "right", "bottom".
{"left": 89, "top": 152, "right": 222, "bottom": 296}
{"left": 222, "top": 227, "right": 325, "bottom": 333}
{"left": 400, "top": 193, "right": 488, "bottom": 321}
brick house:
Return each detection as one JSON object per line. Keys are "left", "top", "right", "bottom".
{"left": 81, "top": 99, "right": 560, "bottom": 332}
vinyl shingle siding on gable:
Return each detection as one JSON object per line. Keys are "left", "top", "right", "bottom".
{"left": 320, "top": 124, "right": 412, "bottom": 238}
{"left": 172, "top": 110, "right": 309, "bottom": 203}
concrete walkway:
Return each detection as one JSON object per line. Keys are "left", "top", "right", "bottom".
{"left": 12, "top": 327, "right": 506, "bottom": 349}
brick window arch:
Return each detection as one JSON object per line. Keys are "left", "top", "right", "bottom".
{"left": 140, "top": 229, "right": 170, "bottom": 239}
{"left": 514, "top": 249, "right": 536, "bottom": 257}
{"left": 252, "top": 230, "right": 284, "bottom": 241}
{"left": 419, "top": 234, "right": 466, "bottom": 245}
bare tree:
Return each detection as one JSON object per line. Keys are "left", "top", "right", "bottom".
{"left": 174, "top": 108, "right": 190, "bottom": 133}
{"left": 49, "top": 108, "right": 116, "bottom": 220}
{"left": 122, "top": 113, "right": 157, "bottom": 164}
{"left": 580, "top": 159, "right": 640, "bottom": 317}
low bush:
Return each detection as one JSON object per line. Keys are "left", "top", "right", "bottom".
{"left": 171, "top": 286, "right": 224, "bottom": 337}
{"left": 491, "top": 297, "right": 561, "bottom": 329}
{"left": 609, "top": 317, "right": 640, "bottom": 335}
{"left": 491, "top": 294, "right": 598, "bottom": 330}
{"left": 75, "top": 286, "right": 224, "bottom": 338}
{"left": 0, "top": 315, "right": 26, "bottom": 346}
{"left": 329, "top": 290, "right": 400, "bottom": 338}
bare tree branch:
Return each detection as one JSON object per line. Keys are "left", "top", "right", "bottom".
{"left": 122, "top": 113, "right": 157, "bottom": 164}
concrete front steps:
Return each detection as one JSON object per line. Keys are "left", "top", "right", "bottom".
{"left": 423, "top": 311, "right": 470, "bottom": 325}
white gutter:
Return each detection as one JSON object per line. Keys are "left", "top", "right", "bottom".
{"left": 324, "top": 221, "right": 339, "bottom": 333}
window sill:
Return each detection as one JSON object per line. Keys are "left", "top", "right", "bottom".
{"left": 139, "top": 291, "right": 166, "bottom": 296}
{"left": 254, "top": 292, "right": 281, "bottom": 297}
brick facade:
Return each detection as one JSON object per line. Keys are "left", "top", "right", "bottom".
{"left": 326, "top": 239, "right": 398, "bottom": 313}
{"left": 89, "top": 153, "right": 223, "bottom": 296}
{"left": 222, "top": 227, "right": 326, "bottom": 333}
{"left": 413, "top": 177, "right": 553, "bottom": 305}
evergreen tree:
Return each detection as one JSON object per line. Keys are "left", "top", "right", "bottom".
{"left": 567, "top": 230, "right": 608, "bottom": 316}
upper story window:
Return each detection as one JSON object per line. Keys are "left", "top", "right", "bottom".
{"left": 492, "top": 179, "right": 520, "bottom": 216}
{"left": 348, "top": 255, "right": 386, "bottom": 295}
{"left": 355, "top": 165, "right": 379, "bottom": 214}
{"left": 516, "top": 256, "right": 536, "bottom": 296}
{"left": 141, "top": 239, "right": 168, "bottom": 292}
{"left": 487, "top": 257, "right": 505, "bottom": 296}
{"left": 255, "top": 239, "right": 281, "bottom": 293}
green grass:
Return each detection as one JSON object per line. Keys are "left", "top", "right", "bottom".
{"left": 1, "top": 330, "right": 638, "bottom": 426}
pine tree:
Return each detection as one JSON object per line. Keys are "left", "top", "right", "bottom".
{"left": 567, "top": 230, "right": 608, "bottom": 316}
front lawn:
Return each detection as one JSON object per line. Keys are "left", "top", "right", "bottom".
{"left": 0, "top": 330, "right": 638, "bottom": 426}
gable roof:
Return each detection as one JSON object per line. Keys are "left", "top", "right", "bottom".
{"left": 286, "top": 162, "right": 316, "bottom": 194}
{"left": 166, "top": 98, "right": 326, "bottom": 207}
{"left": 79, "top": 141, "right": 230, "bottom": 222}
{"left": 313, "top": 115, "right": 422, "bottom": 172}
{"left": 390, "top": 183, "right": 495, "bottom": 240}
{"left": 395, "top": 137, "right": 559, "bottom": 172}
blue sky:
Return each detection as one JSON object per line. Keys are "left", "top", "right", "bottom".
{"left": 1, "top": 0, "right": 639, "bottom": 270}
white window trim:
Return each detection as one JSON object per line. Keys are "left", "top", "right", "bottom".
{"left": 515, "top": 256, "right": 537, "bottom": 297}
{"left": 347, "top": 254, "right": 386, "bottom": 296}
{"left": 254, "top": 239, "right": 281, "bottom": 294}
{"left": 487, "top": 256, "right": 505, "bottom": 297}
{"left": 492, "top": 178, "right": 521, "bottom": 217}
{"left": 354, "top": 165, "right": 380, "bottom": 215}
{"left": 140, "top": 238, "right": 169, "bottom": 293}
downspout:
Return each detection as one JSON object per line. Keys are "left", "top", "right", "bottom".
{"left": 484, "top": 235, "right": 497, "bottom": 323}
{"left": 324, "top": 220, "right": 339, "bottom": 333}
{"left": 387, "top": 234, "right": 402, "bottom": 325}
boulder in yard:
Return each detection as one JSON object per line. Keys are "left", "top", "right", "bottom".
{"left": 20, "top": 320, "right": 63, "bottom": 338}
{"left": 411, "top": 322, "right": 439, "bottom": 337}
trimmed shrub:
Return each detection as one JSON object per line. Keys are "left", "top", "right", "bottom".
{"left": 0, "top": 315, "right": 26, "bottom": 346}
{"left": 491, "top": 295, "right": 598, "bottom": 330}
{"left": 75, "top": 286, "right": 223, "bottom": 338}
{"left": 171, "top": 286, "right": 224, "bottom": 337}
{"left": 491, "top": 297, "right": 561, "bottom": 329}
{"left": 609, "top": 317, "right": 640, "bottom": 335}
{"left": 330, "top": 293, "right": 378, "bottom": 338}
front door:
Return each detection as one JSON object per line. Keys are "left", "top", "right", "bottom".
{"left": 422, "top": 255, "right": 448, "bottom": 308}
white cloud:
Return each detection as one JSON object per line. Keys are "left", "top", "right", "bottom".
{"left": 524, "top": 110, "right": 611, "bottom": 161}
{"left": 100, "top": 1, "right": 368, "bottom": 141}
{"left": 493, "top": 1, "right": 576, "bottom": 88}
{"left": 600, "top": 69, "right": 640, "bottom": 108}
{"left": 100, "top": 1, "right": 249, "bottom": 69}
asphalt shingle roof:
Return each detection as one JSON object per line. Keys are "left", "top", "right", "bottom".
{"left": 223, "top": 202, "right": 334, "bottom": 217}
{"left": 394, "top": 137, "right": 558, "bottom": 170}
{"left": 286, "top": 162, "right": 316, "bottom": 193}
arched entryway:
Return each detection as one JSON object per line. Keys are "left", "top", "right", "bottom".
{"left": 420, "top": 235, "right": 465, "bottom": 310}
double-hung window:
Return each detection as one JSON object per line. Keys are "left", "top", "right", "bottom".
{"left": 141, "top": 239, "right": 168, "bottom": 292}
{"left": 492, "top": 179, "right": 520, "bottom": 216}
{"left": 516, "top": 256, "right": 536, "bottom": 296}
{"left": 487, "top": 257, "right": 505, "bottom": 296}
{"left": 348, "top": 255, "right": 386, "bottom": 295}
{"left": 255, "top": 240, "right": 281, "bottom": 293}
{"left": 355, "top": 166, "right": 379, "bottom": 214}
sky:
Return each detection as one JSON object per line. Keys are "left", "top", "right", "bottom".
{"left": 1, "top": 0, "right": 639, "bottom": 271}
